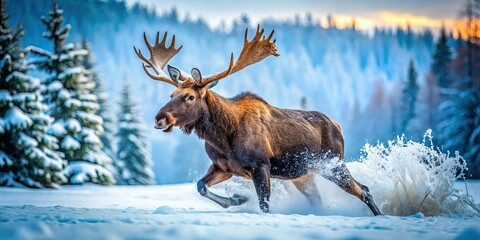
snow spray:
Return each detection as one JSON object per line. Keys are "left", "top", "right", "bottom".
{"left": 219, "top": 130, "right": 480, "bottom": 216}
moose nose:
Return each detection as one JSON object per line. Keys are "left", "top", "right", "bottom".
{"left": 155, "top": 111, "right": 174, "bottom": 129}
{"left": 154, "top": 117, "right": 167, "bottom": 129}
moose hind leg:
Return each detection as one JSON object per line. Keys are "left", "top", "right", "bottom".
{"left": 324, "top": 164, "right": 383, "bottom": 216}
{"left": 292, "top": 173, "right": 322, "bottom": 206}
{"left": 197, "top": 164, "right": 249, "bottom": 208}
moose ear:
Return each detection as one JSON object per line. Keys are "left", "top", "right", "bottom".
{"left": 167, "top": 65, "right": 181, "bottom": 83}
{"left": 191, "top": 68, "right": 202, "bottom": 85}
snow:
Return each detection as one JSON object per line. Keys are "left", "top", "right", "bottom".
{"left": 57, "top": 49, "right": 87, "bottom": 62}
{"left": 61, "top": 136, "right": 80, "bottom": 150}
{"left": 47, "top": 121, "right": 67, "bottom": 137}
{"left": 17, "top": 133, "right": 38, "bottom": 148}
{"left": 0, "top": 181, "right": 479, "bottom": 239}
{"left": 57, "top": 66, "right": 84, "bottom": 79}
{"left": 2, "top": 129, "right": 479, "bottom": 238}
{"left": 64, "top": 119, "right": 81, "bottom": 132}
{"left": 61, "top": 43, "right": 74, "bottom": 51}
{"left": 0, "top": 53, "right": 11, "bottom": 69}
{"left": 5, "top": 72, "right": 37, "bottom": 84}
{"left": 41, "top": 134, "right": 58, "bottom": 147}
{"left": 57, "top": 89, "right": 71, "bottom": 99}
{"left": 82, "top": 129, "right": 101, "bottom": 145}
{"left": 348, "top": 131, "right": 476, "bottom": 216}
{"left": 81, "top": 101, "right": 99, "bottom": 111}
{"left": 77, "top": 111, "right": 103, "bottom": 125}
{"left": 62, "top": 161, "right": 113, "bottom": 184}
{"left": 42, "top": 148, "right": 66, "bottom": 170}
{"left": 25, "top": 46, "right": 51, "bottom": 57}
{"left": 79, "top": 93, "right": 97, "bottom": 102}
{"left": 47, "top": 80, "right": 63, "bottom": 92}
{"left": 64, "top": 98, "right": 81, "bottom": 108}
{"left": 27, "top": 148, "right": 47, "bottom": 162}
{"left": 0, "top": 150, "right": 13, "bottom": 168}
{"left": 0, "top": 90, "right": 12, "bottom": 104}
{"left": 3, "top": 106, "right": 33, "bottom": 131}
{"left": 83, "top": 151, "right": 111, "bottom": 165}
{"left": 30, "top": 112, "right": 51, "bottom": 125}
{"left": 12, "top": 93, "right": 36, "bottom": 103}
{"left": 0, "top": 172, "right": 24, "bottom": 188}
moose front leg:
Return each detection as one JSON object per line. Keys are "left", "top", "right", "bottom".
{"left": 252, "top": 164, "right": 271, "bottom": 213}
{"left": 197, "top": 164, "right": 249, "bottom": 208}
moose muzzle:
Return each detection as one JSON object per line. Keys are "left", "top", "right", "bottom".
{"left": 154, "top": 111, "right": 176, "bottom": 132}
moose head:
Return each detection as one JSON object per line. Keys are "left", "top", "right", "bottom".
{"left": 134, "top": 25, "right": 280, "bottom": 133}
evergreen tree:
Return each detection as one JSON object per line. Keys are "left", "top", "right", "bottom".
{"left": 80, "top": 39, "right": 115, "bottom": 160}
{"left": 400, "top": 60, "right": 419, "bottom": 134}
{"left": 441, "top": 0, "right": 480, "bottom": 178}
{"left": 33, "top": 1, "right": 114, "bottom": 184}
{"left": 441, "top": 90, "right": 480, "bottom": 178}
{"left": 430, "top": 25, "right": 453, "bottom": 144}
{"left": 431, "top": 25, "right": 452, "bottom": 88}
{"left": 463, "top": 0, "right": 480, "bottom": 178}
{"left": 115, "top": 80, "right": 154, "bottom": 185}
{"left": 0, "top": 0, "right": 66, "bottom": 187}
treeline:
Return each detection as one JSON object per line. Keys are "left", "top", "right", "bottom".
{"left": 0, "top": 0, "right": 154, "bottom": 187}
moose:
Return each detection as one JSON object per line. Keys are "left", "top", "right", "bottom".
{"left": 134, "top": 25, "right": 382, "bottom": 215}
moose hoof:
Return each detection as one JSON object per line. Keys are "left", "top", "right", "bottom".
{"left": 230, "top": 194, "right": 249, "bottom": 206}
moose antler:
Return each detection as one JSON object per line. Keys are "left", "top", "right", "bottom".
{"left": 197, "top": 24, "right": 280, "bottom": 87}
{"left": 134, "top": 32, "right": 188, "bottom": 86}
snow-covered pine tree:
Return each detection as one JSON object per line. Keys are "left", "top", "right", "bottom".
{"left": 440, "top": 72, "right": 480, "bottom": 178}
{"left": 0, "top": 0, "right": 66, "bottom": 187}
{"left": 441, "top": 0, "right": 480, "bottom": 178}
{"left": 442, "top": 90, "right": 480, "bottom": 178}
{"left": 80, "top": 39, "right": 115, "bottom": 162}
{"left": 115, "top": 80, "right": 154, "bottom": 185}
{"left": 32, "top": 1, "right": 114, "bottom": 184}
{"left": 399, "top": 60, "right": 419, "bottom": 135}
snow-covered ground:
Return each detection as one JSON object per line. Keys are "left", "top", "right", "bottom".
{"left": 0, "top": 180, "right": 479, "bottom": 240}
{"left": 2, "top": 136, "right": 480, "bottom": 240}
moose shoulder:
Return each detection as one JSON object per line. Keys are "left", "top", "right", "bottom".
{"left": 134, "top": 25, "right": 383, "bottom": 215}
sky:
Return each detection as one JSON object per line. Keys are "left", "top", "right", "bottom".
{"left": 125, "top": 0, "right": 465, "bottom": 33}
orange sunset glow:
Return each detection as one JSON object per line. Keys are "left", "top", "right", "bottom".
{"left": 321, "top": 11, "right": 461, "bottom": 36}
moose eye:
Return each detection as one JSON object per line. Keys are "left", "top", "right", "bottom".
{"left": 188, "top": 96, "right": 195, "bottom": 101}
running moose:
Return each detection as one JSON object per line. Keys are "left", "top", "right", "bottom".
{"left": 134, "top": 25, "right": 382, "bottom": 215}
